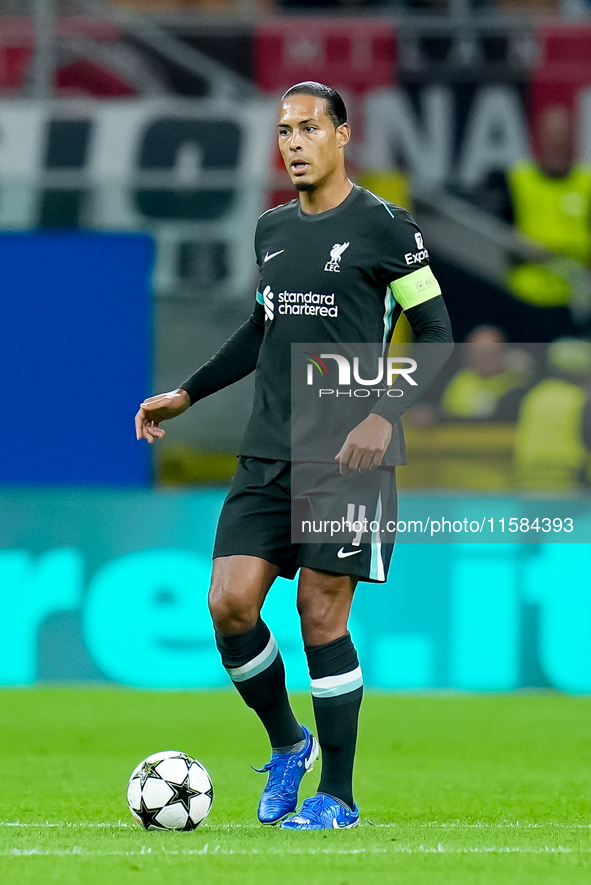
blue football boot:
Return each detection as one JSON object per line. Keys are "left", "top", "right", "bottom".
{"left": 279, "top": 793, "right": 360, "bottom": 830}
{"left": 255, "top": 725, "right": 319, "bottom": 825}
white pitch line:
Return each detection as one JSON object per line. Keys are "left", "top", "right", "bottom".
{"left": 0, "top": 822, "right": 260, "bottom": 830}
{"left": 2, "top": 844, "right": 586, "bottom": 858}
{"left": 3, "top": 820, "right": 591, "bottom": 830}
{"left": 0, "top": 821, "right": 132, "bottom": 829}
{"left": 373, "top": 822, "right": 591, "bottom": 830}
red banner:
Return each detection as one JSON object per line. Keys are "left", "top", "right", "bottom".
{"left": 255, "top": 17, "right": 396, "bottom": 95}
{"left": 530, "top": 24, "right": 591, "bottom": 116}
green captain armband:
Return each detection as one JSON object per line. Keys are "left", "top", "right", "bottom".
{"left": 389, "top": 266, "right": 441, "bottom": 311}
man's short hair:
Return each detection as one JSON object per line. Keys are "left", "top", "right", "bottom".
{"left": 281, "top": 82, "right": 347, "bottom": 128}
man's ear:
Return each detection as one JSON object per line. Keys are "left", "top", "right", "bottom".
{"left": 336, "top": 123, "right": 351, "bottom": 148}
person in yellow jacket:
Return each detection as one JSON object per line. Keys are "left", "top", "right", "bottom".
{"left": 441, "top": 325, "right": 533, "bottom": 421}
{"left": 508, "top": 107, "right": 591, "bottom": 310}
{"left": 481, "top": 106, "right": 591, "bottom": 327}
{"left": 514, "top": 338, "right": 591, "bottom": 491}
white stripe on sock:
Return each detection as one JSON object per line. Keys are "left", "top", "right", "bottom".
{"left": 226, "top": 633, "right": 278, "bottom": 682}
{"left": 310, "top": 666, "right": 363, "bottom": 699}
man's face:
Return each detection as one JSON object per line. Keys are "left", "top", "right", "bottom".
{"left": 277, "top": 93, "right": 349, "bottom": 192}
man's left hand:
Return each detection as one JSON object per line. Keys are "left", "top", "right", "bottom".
{"left": 335, "top": 413, "right": 392, "bottom": 474}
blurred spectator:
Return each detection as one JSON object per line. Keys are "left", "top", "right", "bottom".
{"left": 404, "top": 325, "right": 533, "bottom": 427}
{"left": 481, "top": 106, "right": 591, "bottom": 332}
{"left": 514, "top": 337, "right": 591, "bottom": 491}
{"left": 440, "top": 325, "right": 534, "bottom": 421}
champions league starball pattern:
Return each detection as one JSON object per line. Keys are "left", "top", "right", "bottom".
{"left": 127, "top": 751, "right": 213, "bottom": 830}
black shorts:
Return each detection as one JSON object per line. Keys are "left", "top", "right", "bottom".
{"left": 213, "top": 457, "right": 397, "bottom": 583}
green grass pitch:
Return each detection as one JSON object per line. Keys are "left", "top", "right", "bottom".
{"left": 0, "top": 689, "right": 590, "bottom": 884}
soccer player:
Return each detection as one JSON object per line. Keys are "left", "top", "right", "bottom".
{"left": 135, "top": 82, "right": 453, "bottom": 830}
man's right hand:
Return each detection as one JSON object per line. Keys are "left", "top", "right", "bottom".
{"left": 135, "top": 388, "right": 191, "bottom": 443}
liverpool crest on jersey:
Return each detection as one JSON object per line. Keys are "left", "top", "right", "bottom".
{"left": 324, "top": 242, "right": 349, "bottom": 273}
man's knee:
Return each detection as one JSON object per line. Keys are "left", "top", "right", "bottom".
{"left": 297, "top": 569, "right": 356, "bottom": 645}
{"left": 208, "top": 556, "right": 277, "bottom": 636}
{"left": 297, "top": 583, "right": 325, "bottom": 629}
{"left": 208, "top": 581, "right": 259, "bottom": 635}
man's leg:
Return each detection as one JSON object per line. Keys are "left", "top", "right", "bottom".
{"left": 209, "top": 554, "right": 318, "bottom": 824}
{"left": 209, "top": 554, "right": 303, "bottom": 748}
{"left": 280, "top": 567, "right": 361, "bottom": 829}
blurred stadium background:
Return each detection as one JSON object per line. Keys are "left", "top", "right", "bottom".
{"left": 3, "top": 0, "right": 591, "bottom": 697}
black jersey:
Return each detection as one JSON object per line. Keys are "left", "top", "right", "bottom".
{"left": 181, "top": 184, "right": 452, "bottom": 464}
{"left": 242, "top": 185, "right": 442, "bottom": 462}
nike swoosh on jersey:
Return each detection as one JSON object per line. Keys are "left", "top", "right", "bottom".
{"left": 264, "top": 250, "right": 284, "bottom": 262}
{"left": 337, "top": 547, "right": 362, "bottom": 559}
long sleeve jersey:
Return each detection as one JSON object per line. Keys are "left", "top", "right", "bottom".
{"left": 181, "top": 184, "right": 453, "bottom": 464}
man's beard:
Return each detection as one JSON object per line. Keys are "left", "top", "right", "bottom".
{"left": 295, "top": 181, "right": 314, "bottom": 192}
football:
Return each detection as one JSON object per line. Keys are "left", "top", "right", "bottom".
{"left": 127, "top": 750, "right": 213, "bottom": 831}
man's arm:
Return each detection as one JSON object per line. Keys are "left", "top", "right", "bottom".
{"left": 335, "top": 295, "right": 453, "bottom": 471}
{"left": 370, "top": 295, "right": 454, "bottom": 424}
{"left": 135, "top": 302, "right": 265, "bottom": 443}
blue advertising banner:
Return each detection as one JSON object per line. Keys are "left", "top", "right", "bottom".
{"left": 1, "top": 488, "right": 590, "bottom": 694}
{"left": 0, "top": 232, "right": 153, "bottom": 486}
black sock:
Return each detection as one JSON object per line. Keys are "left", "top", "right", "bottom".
{"left": 305, "top": 632, "right": 363, "bottom": 809}
{"left": 215, "top": 619, "right": 303, "bottom": 749}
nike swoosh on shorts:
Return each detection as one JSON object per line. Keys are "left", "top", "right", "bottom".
{"left": 337, "top": 548, "right": 362, "bottom": 559}
{"left": 264, "top": 250, "right": 284, "bottom": 262}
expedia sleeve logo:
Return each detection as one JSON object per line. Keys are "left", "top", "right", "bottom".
{"left": 405, "top": 231, "right": 429, "bottom": 265}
